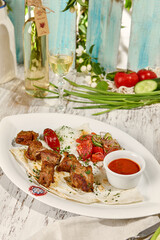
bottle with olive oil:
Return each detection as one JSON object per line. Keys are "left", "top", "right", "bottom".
{"left": 23, "top": 0, "right": 49, "bottom": 97}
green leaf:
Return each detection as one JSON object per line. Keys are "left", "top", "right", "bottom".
{"left": 106, "top": 71, "right": 117, "bottom": 81}
{"left": 62, "top": 0, "right": 76, "bottom": 12}
{"left": 91, "top": 62, "right": 103, "bottom": 75}
{"left": 79, "top": 24, "right": 87, "bottom": 34}
{"left": 96, "top": 81, "right": 108, "bottom": 91}
{"left": 81, "top": 52, "right": 90, "bottom": 59}
{"left": 89, "top": 44, "right": 95, "bottom": 55}
{"left": 91, "top": 75, "right": 99, "bottom": 80}
{"left": 77, "top": 0, "right": 88, "bottom": 7}
{"left": 124, "top": 0, "right": 132, "bottom": 10}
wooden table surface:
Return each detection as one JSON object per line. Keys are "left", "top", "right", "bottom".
{"left": 0, "top": 66, "right": 160, "bottom": 240}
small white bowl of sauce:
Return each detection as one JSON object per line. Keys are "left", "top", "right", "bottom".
{"left": 103, "top": 150, "right": 145, "bottom": 189}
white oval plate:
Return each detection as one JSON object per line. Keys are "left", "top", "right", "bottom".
{"left": 0, "top": 113, "right": 160, "bottom": 219}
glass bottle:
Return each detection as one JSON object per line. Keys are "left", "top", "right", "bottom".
{"left": 0, "top": 0, "right": 17, "bottom": 84}
{"left": 23, "top": 0, "right": 49, "bottom": 97}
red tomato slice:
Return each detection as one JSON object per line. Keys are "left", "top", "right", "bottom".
{"left": 91, "top": 152, "right": 104, "bottom": 163}
{"left": 93, "top": 146, "right": 104, "bottom": 154}
{"left": 76, "top": 134, "right": 93, "bottom": 143}
{"left": 43, "top": 128, "right": 60, "bottom": 152}
{"left": 137, "top": 69, "right": 157, "bottom": 81}
{"left": 76, "top": 140, "right": 93, "bottom": 160}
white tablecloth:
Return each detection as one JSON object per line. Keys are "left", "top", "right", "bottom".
{"left": 27, "top": 215, "right": 160, "bottom": 240}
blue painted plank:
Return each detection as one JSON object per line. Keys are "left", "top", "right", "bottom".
{"left": 128, "top": 0, "right": 160, "bottom": 71}
{"left": 6, "top": 0, "right": 76, "bottom": 64}
{"left": 86, "top": 0, "right": 123, "bottom": 72}
{"left": 44, "top": 0, "right": 76, "bottom": 57}
{"left": 6, "top": 0, "right": 25, "bottom": 64}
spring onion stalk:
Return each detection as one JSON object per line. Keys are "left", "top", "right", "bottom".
{"left": 64, "top": 78, "right": 160, "bottom": 96}
{"left": 34, "top": 78, "right": 160, "bottom": 115}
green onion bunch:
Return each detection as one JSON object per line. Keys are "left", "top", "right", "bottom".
{"left": 35, "top": 78, "right": 160, "bottom": 116}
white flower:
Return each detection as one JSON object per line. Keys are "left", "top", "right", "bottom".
{"left": 85, "top": 75, "right": 91, "bottom": 84}
{"left": 80, "top": 65, "right": 87, "bottom": 72}
{"left": 76, "top": 49, "right": 82, "bottom": 57}
{"left": 92, "top": 77, "right": 97, "bottom": 82}
{"left": 79, "top": 58, "right": 83, "bottom": 63}
{"left": 87, "top": 64, "right": 92, "bottom": 71}
{"left": 82, "top": 0, "right": 85, "bottom": 3}
{"left": 91, "top": 82, "right": 97, "bottom": 88}
{"left": 78, "top": 45, "right": 84, "bottom": 52}
{"left": 76, "top": 45, "right": 84, "bottom": 57}
{"left": 76, "top": 52, "right": 82, "bottom": 57}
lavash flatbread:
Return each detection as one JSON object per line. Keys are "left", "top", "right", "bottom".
{"left": 10, "top": 146, "right": 143, "bottom": 205}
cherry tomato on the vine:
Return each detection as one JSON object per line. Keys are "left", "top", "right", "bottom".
{"left": 114, "top": 71, "right": 139, "bottom": 88}
{"left": 43, "top": 128, "right": 60, "bottom": 152}
{"left": 137, "top": 69, "right": 157, "bottom": 81}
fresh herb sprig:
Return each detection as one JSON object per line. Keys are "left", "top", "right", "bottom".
{"left": 77, "top": 44, "right": 105, "bottom": 79}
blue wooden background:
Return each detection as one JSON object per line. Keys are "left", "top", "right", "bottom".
{"left": 6, "top": 0, "right": 160, "bottom": 71}
{"left": 86, "top": 0, "right": 123, "bottom": 72}
{"left": 128, "top": 0, "right": 160, "bottom": 71}
{"left": 6, "top": 0, "right": 76, "bottom": 64}
{"left": 6, "top": 0, "right": 25, "bottom": 64}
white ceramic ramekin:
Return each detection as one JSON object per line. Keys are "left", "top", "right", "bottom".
{"left": 103, "top": 150, "right": 145, "bottom": 189}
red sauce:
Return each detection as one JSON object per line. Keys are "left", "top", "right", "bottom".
{"left": 108, "top": 158, "right": 140, "bottom": 175}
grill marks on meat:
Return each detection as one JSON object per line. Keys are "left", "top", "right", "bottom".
{"left": 38, "top": 149, "right": 61, "bottom": 188}
{"left": 57, "top": 152, "right": 81, "bottom": 172}
{"left": 15, "top": 131, "right": 38, "bottom": 145}
{"left": 41, "top": 149, "right": 61, "bottom": 166}
{"left": 25, "top": 141, "right": 44, "bottom": 161}
{"left": 24, "top": 139, "right": 62, "bottom": 188}
{"left": 15, "top": 130, "right": 94, "bottom": 192}
{"left": 38, "top": 161, "right": 55, "bottom": 188}
{"left": 70, "top": 165, "right": 94, "bottom": 192}
{"left": 57, "top": 152, "right": 94, "bottom": 192}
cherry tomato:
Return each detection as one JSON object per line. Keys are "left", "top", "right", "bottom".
{"left": 92, "top": 146, "right": 104, "bottom": 154}
{"left": 114, "top": 72, "right": 139, "bottom": 88}
{"left": 137, "top": 69, "right": 157, "bottom": 81}
{"left": 43, "top": 128, "right": 60, "bottom": 152}
{"left": 76, "top": 140, "right": 93, "bottom": 160}
{"left": 91, "top": 152, "right": 104, "bottom": 163}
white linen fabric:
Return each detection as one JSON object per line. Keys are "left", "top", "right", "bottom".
{"left": 27, "top": 215, "right": 160, "bottom": 240}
